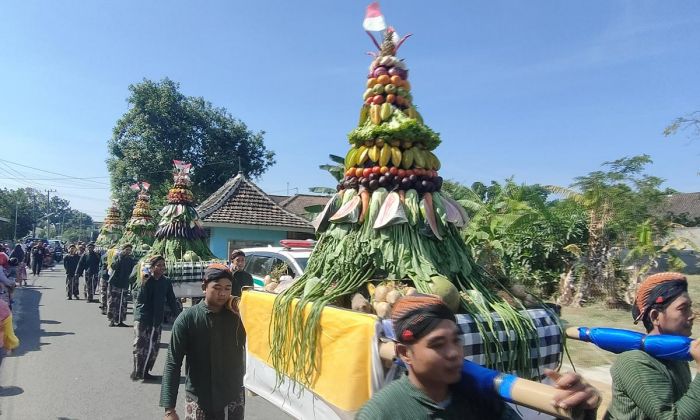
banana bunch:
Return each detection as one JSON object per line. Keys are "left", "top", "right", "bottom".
{"left": 400, "top": 148, "right": 442, "bottom": 170}
{"left": 345, "top": 144, "right": 404, "bottom": 168}
{"left": 369, "top": 103, "right": 395, "bottom": 125}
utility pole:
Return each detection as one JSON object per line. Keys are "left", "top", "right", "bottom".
{"left": 32, "top": 195, "right": 37, "bottom": 238}
{"left": 45, "top": 189, "right": 56, "bottom": 238}
{"left": 78, "top": 213, "right": 83, "bottom": 242}
{"left": 13, "top": 201, "right": 18, "bottom": 240}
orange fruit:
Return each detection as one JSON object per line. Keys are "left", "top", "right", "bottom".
{"left": 376, "top": 75, "right": 390, "bottom": 85}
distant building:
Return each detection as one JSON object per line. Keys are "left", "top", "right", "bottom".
{"left": 197, "top": 173, "right": 316, "bottom": 259}
{"left": 662, "top": 192, "right": 700, "bottom": 227}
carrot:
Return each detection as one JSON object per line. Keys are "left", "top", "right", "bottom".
{"left": 359, "top": 189, "right": 371, "bottom": 223}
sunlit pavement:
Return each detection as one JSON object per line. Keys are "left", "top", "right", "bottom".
{"left": 0, "top": 268, "right": 292, "bottom": 420}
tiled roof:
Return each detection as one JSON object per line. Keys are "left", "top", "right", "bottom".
{"left": 197, "top": 174, "right": 313, "bottom": 231}
{"left": 661, "top": 192, "right": 700, "bottom": 219}
{"left": 269, "top": 195, "right": 290, "bottom": 204}
{"left": 279, "top": 194, "right": 331, "bottom": 218}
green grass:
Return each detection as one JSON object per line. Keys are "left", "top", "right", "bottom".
{"left": 560, "top": 274, "right": 700, "bottom": 367}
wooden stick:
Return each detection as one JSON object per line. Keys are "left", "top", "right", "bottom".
{"left": 379, "top": 342, "right": 583, "bottom": 420}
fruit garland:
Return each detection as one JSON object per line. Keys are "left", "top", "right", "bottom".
{"left": 148, "top": 160, "right": 215, "bottom": 261}
{"left": 270, "top": 19, "right": 537, "bottom": 388}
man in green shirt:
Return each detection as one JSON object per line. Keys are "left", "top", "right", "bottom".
{"left": 160, "top": 262, "right": 246, "bottom": 420}
{"left": 107, "top": 244, "right": 135, "bottom": 327}
{"left": 605, "top": 272, "right": 700, "bottom": 420}
{"left": 229, "top": 249, "right": 253, "bottom": 298}
{"left": 358, "top": 294, "right": 601, "bottom": 420}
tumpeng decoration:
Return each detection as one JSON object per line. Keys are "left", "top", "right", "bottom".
{"left": 269, "top": 16, "right": 542, "bottom": 389}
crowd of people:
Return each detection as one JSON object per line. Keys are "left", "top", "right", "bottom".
{"left": 2, "top": 237, "right": 699, "bottom": 419}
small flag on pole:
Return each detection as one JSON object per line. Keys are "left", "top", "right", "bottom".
{"left": 129, "top": 183, "right": 140, "bottom": 191}
{"left": 363, "top": 2, "right": 386, "bottom": 32}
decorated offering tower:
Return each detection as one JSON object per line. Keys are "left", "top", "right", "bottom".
{"left": 149, "top": 160, "right": 215, "bottom": 261}
{"left": 95, "top": 201, "right": 124, "bottom": 247}
{"left": 269, "top": 20, "right": 539, "bottom": 387}
{"left": 117, "top": 181, "right": 156, "bottom": 251}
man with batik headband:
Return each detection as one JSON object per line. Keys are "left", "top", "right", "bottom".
{"left": 131, "top": 255, "right": 181, "bottom": 381}
{"left": 358, "top": 294, "right": 601, "bottom": 420}
{"left": 108, "top": 244, "right": 136, "bottom": 327}
{"left": 605, "top": 272, "right": 700, "bottom": 419}
{"left": 161, "top": 263, "right": 247, "bottom": 420}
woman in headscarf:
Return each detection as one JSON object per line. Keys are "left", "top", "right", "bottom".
{"left": 10, "top": 244, "right": 27, "bottom": 287}
{"left": 605, "top": 272, "right": 700, "bottom": 419}
{"left": 131, "top": 255, "right": 181, "bottom": 381}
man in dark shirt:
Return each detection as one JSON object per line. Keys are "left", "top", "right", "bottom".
{"left": 108, "top": 244, "right": 136, "bottom": 327}
{"left": 76, "top": 243, "right": 100, "bottom": 302}
{"left": 63, "top": 245, "right": 80, "bottom": 299}
{"left": 161, "top": 262, "right": 246, "bottom": 420}
{"left": 358, "top": 294, "right": 601, "bottom": 420}
{"left": 229, "top": 250, "right": 253, "bottom": 298}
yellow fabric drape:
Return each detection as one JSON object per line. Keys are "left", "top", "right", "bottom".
{"left": 240, "top": 290, "right": 378, "bottom": 412}
{"left": 2, "top": 313, "right": 20, "bottom": 350}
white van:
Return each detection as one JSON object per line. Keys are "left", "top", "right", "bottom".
{"left": 241, "top": 240, "right": 314, "bottom": 288}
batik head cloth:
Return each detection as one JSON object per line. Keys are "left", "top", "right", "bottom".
{"left": 391, "top": 294, "right": 457, "bottom": 344}
{"left": 203, "top": 262, "right": 234, "bottom": 284}
{"left": 633, "top": 272, "right": 688, "bottom": 324}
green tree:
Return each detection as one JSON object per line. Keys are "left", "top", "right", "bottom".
{"left": 443, "top": 179, "right": 586, "bottom": 296}
{"left": 664, "top": 110, "right": 700, "bottom": 139}
{"left": 548, "top": 155, "right": 669, "bottom": 306}
{"left": 0, "top": 187, "right": 93, "bottom": 240}
{"left": 107, "top": 78, "right": 276, "bottom": 219}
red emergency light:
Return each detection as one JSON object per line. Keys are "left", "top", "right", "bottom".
{"left": 279, "top": 239, "right": 315, "bottom": 249}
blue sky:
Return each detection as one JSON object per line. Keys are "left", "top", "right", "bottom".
{"left": 1, "top": 1, "right": 698, "bottom": 221}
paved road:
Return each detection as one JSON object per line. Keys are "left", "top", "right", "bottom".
{"left": 0, "top": 268, "right": 293, "bottom": 420}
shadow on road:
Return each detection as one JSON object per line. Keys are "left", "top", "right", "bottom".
{"left": 0, "top": 385, "right": 24, "bottom": 397}
{"left": 11, "top": 288, "right": 75, "bottom": 356}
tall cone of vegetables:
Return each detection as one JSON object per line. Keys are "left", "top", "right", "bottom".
{"left": 149, "top": 160, "right": 215, "bottom": 261}
{"left": 270, "top": 27, "right": 537, "bottom": 386}
{"left": 117, "top": 182, "right": 156, "bottom": 251}
{"left": 95, "top": 201, "right": 124, "bottom": 247}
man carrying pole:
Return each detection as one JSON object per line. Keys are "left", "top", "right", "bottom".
{"left": 605, "top": 272, "right": 700, "bottom": 419}
{"left": 357, "top": 294, "right": 601, "bottom": 419}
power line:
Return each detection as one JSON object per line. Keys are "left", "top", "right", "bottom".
{"left": 0, "top": 158, "right": 109, "bottom": 186}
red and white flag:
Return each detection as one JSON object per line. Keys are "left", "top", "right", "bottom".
{"left": 173, "top": 160, "right": 192, "bottom": 172}
{"left": 363, "top": 2, "right": 386, "bottom": 32}
{"left": 129, "top": 183, "right": 140, "bottom": 191}
{"left": 141, "top": 181, "right": 151, "bottom": 191}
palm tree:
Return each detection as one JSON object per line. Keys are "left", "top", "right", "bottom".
{"left": 304, "top": 154, "right": 345, "bottom": 216}
{"left": 545, "top": 184, "right": 614, "bottom": 306}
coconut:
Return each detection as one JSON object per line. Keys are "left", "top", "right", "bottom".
{"left": 429, "top": 275, "right": 461, "bottom": 313}
{"left": 386, "top": 289, "right": 402, "bottom": 305}
{"left": 373, "top": 301, "right": 392, "bottom": 319}
{"left": 351, "top": 293, "right": 373, "bottom": 313}
{"left": 373, "top": 285, "right": 389, "bottom": 302}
